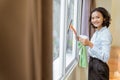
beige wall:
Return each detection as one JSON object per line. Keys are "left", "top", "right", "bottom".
{"left": 95, "top": 0, "right": 120, "bottom": 47}
{"left": 66, "top": 65, "right": 88, "bottom": 80}
{"left": 95, "top": 0, "right": 112, "bottom": 12}
{"left": 110, "top": 0, "right": 120, "bottom": 46}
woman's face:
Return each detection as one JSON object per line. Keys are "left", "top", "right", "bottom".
{"left": 91, "top": 11, "right": 104, "bottom": 30}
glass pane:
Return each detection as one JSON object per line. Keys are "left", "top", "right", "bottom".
{"left": 66, "top": 0, "right": 74, "bottom": 67}
{"left": 66, "top": 0, "right": 74, "bottom": 53}
{"left": 53, "top": 0, "right": 61, "bottom": 60}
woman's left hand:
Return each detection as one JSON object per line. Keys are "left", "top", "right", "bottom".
{"left": 80, "top": 38, "right": 90, "bottom": 46}
{"left": 79, "top": 38, "right": 93, "bottom": 48}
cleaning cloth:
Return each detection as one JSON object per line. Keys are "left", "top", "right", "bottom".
{"left": 78, "top": 42, "right": 88, "bottom": 68}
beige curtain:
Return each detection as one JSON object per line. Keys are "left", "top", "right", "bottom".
{"left": 0, "top": 0, "right": 52, "bottom": 80}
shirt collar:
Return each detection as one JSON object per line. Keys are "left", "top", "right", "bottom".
{"left": 96, "top": 26, "right": 107, "bottom": 33}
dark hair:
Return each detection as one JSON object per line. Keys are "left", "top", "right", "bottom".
{"left": 89, "top": 7, "right": 111, "bottom": 28}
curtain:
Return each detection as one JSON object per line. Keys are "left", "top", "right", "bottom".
{"left": 81, "top": 0, "right": 96, "bottom": 39}
{"left": 80, "top": 0, "right": 91, "bottom": 37}
{"left": 0, "top": 0, "right": 52, "bottom": 80}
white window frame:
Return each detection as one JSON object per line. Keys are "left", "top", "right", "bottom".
{"left": 64, "top": 0, "right": 78, "bottom": 74}
{"left": 53, "top": 0, "right": 83, "bottom": 80}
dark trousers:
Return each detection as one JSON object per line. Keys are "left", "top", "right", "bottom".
{"left": 88, "top": 57, "right": 109, "bottom": 80}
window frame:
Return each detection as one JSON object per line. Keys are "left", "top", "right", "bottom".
{"left": 53, "top": 0, "right": 83, "bottom": 80}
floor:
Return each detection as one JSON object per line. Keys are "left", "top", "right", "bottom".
{"left": 108, "top": 46, "right": 120, "bottom": 80}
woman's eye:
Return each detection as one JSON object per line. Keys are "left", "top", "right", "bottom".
{"left": 96, "top": 16, "right": 100, "bottom": 19}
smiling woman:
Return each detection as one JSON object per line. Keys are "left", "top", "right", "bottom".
{"left": 86, "top": 7, "right": 112, "bottom": 80}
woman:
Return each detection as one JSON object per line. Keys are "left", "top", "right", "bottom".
{"left": 79, "top": 7, "right": 112, "bottom": 80}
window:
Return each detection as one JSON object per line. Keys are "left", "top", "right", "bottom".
{"left": 53, "top": 0, "right": 83, "bottom": 80}
{"left": 64, "top": 1, "right": 78, "bottom": 77}
{"left": 53, "top": 0, "right": 62, "bottom": 79}
{"left": 65, "top": 0, "right": 75, "bottom": 67}
{"left": 53, "top": 0, "right": 61, "bottom": 60}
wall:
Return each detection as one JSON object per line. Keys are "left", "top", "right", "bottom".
{"left": 110, "top": 0, "right": 120, "bottom": 46}
{"left": 95, "top": 0, "right": 120, "bottom": 47}
{"left": 95, "top": 0, "right": 112, "bottom": 12}
{"left": 66, "top": 65, "right": 88, "bottom": 80}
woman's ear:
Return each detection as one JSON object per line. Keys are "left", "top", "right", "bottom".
{"left": 104, "top": 18, "right": 106, "bottom": 21}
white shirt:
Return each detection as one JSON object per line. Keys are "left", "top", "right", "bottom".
{"left": 88, "top": 26, "right": 112, "bottom": 62}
